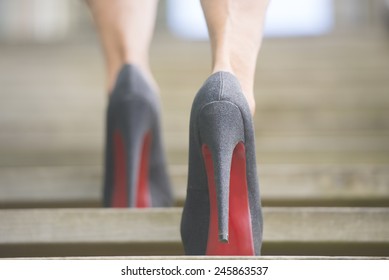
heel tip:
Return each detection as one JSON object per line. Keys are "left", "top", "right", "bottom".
{"left": 219, "top": 234, "right": 229, "bottom": 243}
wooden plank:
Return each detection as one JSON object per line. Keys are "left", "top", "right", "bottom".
{"left": 3, "top": 108, "right": 389, "bottom": 133}
{"left": 1, "top": 133, "right": 388, "bottom": 153}
{"left": 1, "top": 165, "right": 389, "bottom": 208}
{"left": 173, "top": 164, "right": 389, "bottom": 207}
{"left": 1, "top": 133, "right": 389, "bottom": 166}
{"left": 0, "top": 166, "right": 102, "bottom": 208}
{"left": 2, "top": 108, "right": 388, "bottom": 139}
{"left": 0, "top": 207, "right": 388, "bottom": 257}
{"left": 174, "top": 113, "right": 389, "bottom": 137}
{"left": 2, "top": 148, "right": 388, "bottom": 167}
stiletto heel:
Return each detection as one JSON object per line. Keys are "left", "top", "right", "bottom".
{"left": 181, "top": 72, "right": 263, "bottom": 255}
{"left": 199, "top": 101, "right": 245, "bottom": 244}
{"left": 104, "top": 64, "right": 173, "bottom": 208}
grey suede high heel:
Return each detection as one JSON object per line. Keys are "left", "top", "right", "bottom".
{"left": 181, "top": 71, "right": 263, "bottom": 255}
{"left": 104, "top": 64, "right": 173, "bottom": 207}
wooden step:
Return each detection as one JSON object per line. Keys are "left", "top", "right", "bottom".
{"left": 1, "top": 99, "right": 388, "bottom": 134}
{"left": 0, "top": 207, "right": 388, "bottom": 257}
{"left": 1, "top": 148, "right": 388, "bottom": 167}
{"left": 1, "top": 165, "right": 388, "bottom": 208}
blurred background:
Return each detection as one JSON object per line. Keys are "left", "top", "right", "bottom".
{"left": 0, "top": 0, "right": 388, "bottom": 209}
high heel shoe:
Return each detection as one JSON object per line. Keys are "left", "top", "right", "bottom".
{"left": 181, "top": 71, "right": 263, "bottom": 255}
{"left": 103, "top": 64, "right": 173, "bottom": 207}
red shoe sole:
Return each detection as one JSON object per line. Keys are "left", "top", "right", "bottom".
{"left": 202, "top": 142, "right": 255, "bottom": 255}
{"left": 136, "top": 132, "right": 152, "bottom": 207}
{"left": 112, "top": 130, "right": 151, "bottom": 207}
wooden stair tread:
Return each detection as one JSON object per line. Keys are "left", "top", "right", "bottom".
{"left": 0, "top": 207, "right": 388, "bottom": 257}
{"left": 1, "top": 164, "right": 389, "bottom": 208}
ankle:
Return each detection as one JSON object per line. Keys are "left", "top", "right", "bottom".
{"left": 232, "top": 75, "right": 256, "bottom": 116}
{"left": 107, "top": 61, "right": 159, "bottom": 95}
{"left": 133, "top": 63, "right": 159, "bottom": 94}
{"left": 244, "top": 94, "right": 256, "bottom": 116}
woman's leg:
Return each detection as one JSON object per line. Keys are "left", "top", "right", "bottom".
{"left": 86, "top": 0, "right": 159, "bottom": 93}
{"left": 200, "top": 0, "right": 270, "bottom": 115}
{"left": 86, "top": 0, "right": 173, "bottom": 207}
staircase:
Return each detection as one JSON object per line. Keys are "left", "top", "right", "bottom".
{"left": 0, "top": 31, "right": 388, "bottom": 258}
